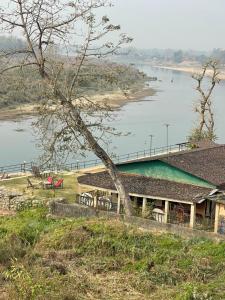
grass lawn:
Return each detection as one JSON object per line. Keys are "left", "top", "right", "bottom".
{"left": 1, "top": 173, "right": 225, "bottom": 299}
{"left": 1, "top": 208, "right": 225, "bottom": 299}
{"left": 0, "top": 172, "right": 80, "bottom": 203}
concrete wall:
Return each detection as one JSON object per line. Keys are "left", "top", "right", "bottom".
{"left": 219, "top": 203, "right": 225, "bottom": 216}
{"left": 218, "top": 203, "right": 225, "bottom": 234}
{"left": 49, "top": 200, "right": 225, "bottom": 241}
{"left": 50, "top": 200, "right": 98, "bottom": 218}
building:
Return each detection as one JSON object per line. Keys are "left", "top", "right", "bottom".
{"left": 77, "top": 141, "right": 225, "bottom": 234}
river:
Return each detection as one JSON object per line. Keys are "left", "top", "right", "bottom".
{"left": 1, "top": 65, "right": 225, "bottom": 166}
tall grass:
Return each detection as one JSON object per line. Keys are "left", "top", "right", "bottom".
{"left": 1, "top": 210, "right": 225, "bottom": 299}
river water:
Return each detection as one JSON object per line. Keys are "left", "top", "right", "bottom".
{"left": 1, "top": 65, "right": 225, "bottom": 166}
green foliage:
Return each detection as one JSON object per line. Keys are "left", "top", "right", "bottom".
{"left": 1, "top": 212, "right": 225, "bottom": 299}
{"left": 0, "top": 234, "right": 27, "bottom": 265}
{"left": 4, "top": 259, "right": 45, "bottom": 300}
{"left": 142, "top": 200, "right": 154, "bottom": 218}
{"left": 188, "top": 128, "right": 217, "bottom": 143}
{"left": 0, "top": 208, "right": 56, "bottom": 264}
{"left": 0, "top": 62, "right": 147, "bottom": 109}
{"left": 176, "top": 283, "right": 213, "bottom": 300}
{"left": 16, "top": 200, "right": 45, "bottom": 212}
{"left": 0, "top": 67, "right": 47, "bottom": 109}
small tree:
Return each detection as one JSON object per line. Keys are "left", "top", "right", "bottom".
{"left": 189, "top": 60, "right": 220, "bottom": 142}
{"left": 0, "top": 0, "right": 135, "bottom": 215}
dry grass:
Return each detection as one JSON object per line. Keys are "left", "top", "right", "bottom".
{"left": 0, "top": 172, "right": 79, "bottom": 203}
{"left": 0, "top": 199, "right": 225, "bottom": 299}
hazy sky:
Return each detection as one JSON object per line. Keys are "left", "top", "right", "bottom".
{"left": 1, "top": 0, "right": 225, "bottom": 51}
{"left": 103, "top": 0, "right": 225, "bottom": 51}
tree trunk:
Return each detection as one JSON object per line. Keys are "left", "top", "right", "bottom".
{"left": 2, "top": 0, "right": 134, "bottom": 216}
{"left": 199, "top": 111, "right": 205, "bottom": 133}
{"left": 67, "top": 102, "right": 134, "bottom": 216}
{"left": 37, "top": 68, "right": 134, "bottom": 216}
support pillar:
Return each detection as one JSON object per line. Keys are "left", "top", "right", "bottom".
{"left": 164, "top": 200, "right": 169, "bottom": 223}
{"left": 134, "top": 196, "right": 138, "bottom": 208}
{"left": 142, "top": 197, "right": 147, "bottom": 217}
{"left": 190, "top": 203, "right": 196, "bottom": 228}
{"left": 117, "top": 195, "right": 121, "bottom": 214}
{"left": 214, "top": 203, "right": 220, "bottom": 234}
{"left": 93, "top": 195, "right": 97, "bottom": 208}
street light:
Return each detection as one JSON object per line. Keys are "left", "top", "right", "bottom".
{"left": 149, "top": 134, "right": 154, "bottom": 156}
{"left": 164, "top": 123, "right": 170, "bottom": 153}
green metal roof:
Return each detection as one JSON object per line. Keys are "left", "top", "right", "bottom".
{"left": 117, "top": 160, "right": 215, "bottom": 189}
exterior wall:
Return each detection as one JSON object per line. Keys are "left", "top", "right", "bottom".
{"left": 217, "top": 203, "right": 225, "bottom": 234}
{"left": 49, "top": 200, "right": 225, "bottom": 241}
{"left": 50, "top": 200, "right": 97, "bottom": 218}
{"left": 219, "top": 203, "right": 225, "bottom": 217}
{"left": 118, "top": 160, "right": 215, "bottom": 188}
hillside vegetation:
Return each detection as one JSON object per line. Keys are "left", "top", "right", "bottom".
{"left": 0, "top": 62, "right": 149, "bottom": 110}
{"left": 0, "top": 36, "right": 149, "bottom": 110}
{"left": 112, "top": 46, "right": 225, "bottom": 66}
{"left": 1, "top": 207, "right": 225, "bottom": 299}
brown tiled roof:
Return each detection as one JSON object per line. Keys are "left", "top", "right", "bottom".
{"left": 78, "top": 171, "right": 212, "bottom": 203}
{"left": 160, "top": 145, "right": 225, "bottom": 187}
{"left": 118, "top": 143, "right": 225, "bottom": 187}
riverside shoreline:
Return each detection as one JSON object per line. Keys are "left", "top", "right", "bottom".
{"left": 0, "top": 87, "right": 156, "bottom": 121}
{"left": 154, "top": 65, "right": 225, "bottom": 80}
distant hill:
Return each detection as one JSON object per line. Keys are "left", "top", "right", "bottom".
{"left": 1, "top": 37, "right": 225, "bottom": 66}
{"left": 110, "top": 46, "right": 213, "bottom": 65}
{"left": 0, "top": 59, "right": 149, "bottom": 109}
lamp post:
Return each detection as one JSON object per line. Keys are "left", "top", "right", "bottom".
{"left": 164, "top": 123, "right": 170, "bottom": 153}
{"left": 149, "top": 134, "right": 154, "bottom": 156}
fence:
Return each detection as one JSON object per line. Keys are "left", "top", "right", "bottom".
{"left": 0, "top": 142, "right": 189, "bottom": 174}
{"left": 78, "top": 193, "right": 118, "bottom": 212}
{"left": 0, "top": 161, "right": 34, "bottom": 174}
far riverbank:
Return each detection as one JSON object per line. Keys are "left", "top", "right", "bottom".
{"left": 154, "top": 65, "right": 225, "bottom": 80}
{"left": 0, "top": 87, "right": 156, "bottom": 121}
{"left": 2, "top": 64, "right": 225, "bottom": 166}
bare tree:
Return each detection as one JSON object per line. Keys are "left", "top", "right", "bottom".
{"left": 190, "top": 60, "right": 220, "bottom": 142}
{"left": 0, "top": 0, "right": 135, "bottom": 215}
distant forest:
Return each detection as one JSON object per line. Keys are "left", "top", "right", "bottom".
{"left": 1, "top": 36, "right": 225, "bottom": 109}
{"left": 112, "top": 46, "right": 225, "bottom": 65}
{"left": 0, "top": 36, "right": 148, "bottom": 109}
{"left": 1, "top": 35, "right": 225, "bottom": 65}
